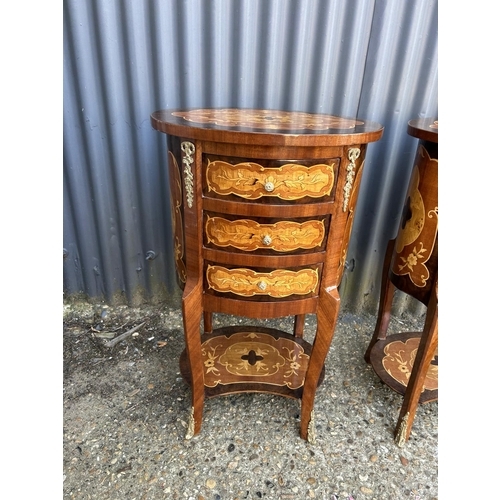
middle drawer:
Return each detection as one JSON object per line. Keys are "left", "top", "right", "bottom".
{"left": 203, "top": 213, "right": 329, "bottom": 254}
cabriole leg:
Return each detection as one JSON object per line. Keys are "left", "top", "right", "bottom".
{"left": 300, "top": 287, "right": 340, "bottom": 442}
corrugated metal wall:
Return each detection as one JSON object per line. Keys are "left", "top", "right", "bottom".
{"left": 63, "top": 0, "right": 438, "bottom": 314}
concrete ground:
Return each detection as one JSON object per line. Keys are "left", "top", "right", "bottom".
{"left": 63, "top": 300, "right": 437, "bottom": 500}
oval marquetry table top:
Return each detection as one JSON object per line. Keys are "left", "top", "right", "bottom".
{"left": 151, "top": 108, "right": 384, "bottom": 146}
{"left": 407, "top": 117, "right": 438, "bottom": 143}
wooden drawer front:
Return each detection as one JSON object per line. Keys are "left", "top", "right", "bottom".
{"left": 205, "top": 216, "right": 325, "bottom": 252}
{"left": 206, "top": 160, "right": 335, "bottom": 200}
{"left": 206, "top": 265, "right": 319, "bottom": 298}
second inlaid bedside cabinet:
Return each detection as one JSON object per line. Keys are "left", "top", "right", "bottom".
{"left": 151, "top": 108, "right": 383, "bottom": 442}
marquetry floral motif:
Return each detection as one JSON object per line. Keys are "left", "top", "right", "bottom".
{"left": 168, "top": 152, "right": 187, "bottom": 284}
{"left": 205, "top": 217, "right": 325, "bottom": 252}
{"left": 206, "top": 265, "right": 319, "bottom": 298}
{"left": 200, "top": 332, "right": 310, "bottom": 389}
{"left": 382, "top": 337, "right": 438, "bottom": 392}
{"left": 202, "top": 345, "right": 221, "bottom": 375}
{"left": 206, "top": 161, "right": 335, "bottom": 200}
{"left": 282, "top": 346, "right": 304, "bottom": 378}
{"left": 397, "top": 242, "right": 429, "bottom": 285}
{"left": 172, "top": 108, "right": 364, "bottom": 131}
{"left": 392, "top": 146, "right": 438, "bottom": 287}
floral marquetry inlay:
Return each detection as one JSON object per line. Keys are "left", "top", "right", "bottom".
{"left": 382, "top": 337, "right": 438, "bottom": 392}
{"left": 206, "top": 265, "right": 319, "bottom": 297}
{"left": 392, "top": 145, "right": 438, "bottom": 287}
{"left": 200, "top": 332, "right": 310, "bottom": 389}
{"left": 205, "top": 216, "right": 325, "bottom": 252}
{"left": 172, "top": 108, "right": 364, "bottom": 131}
{"left": 206, "top": 161, "right": 335, "bottom": 200}
{"left": 167, "top": 152, "right": 187, "bottom": 284}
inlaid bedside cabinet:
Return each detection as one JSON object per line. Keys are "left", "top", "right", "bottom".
{"left": 364, "top": 118, "right": 438, "bottom": 445}
{"left": 151, "top": 108, "right": 383, "bottom": 442}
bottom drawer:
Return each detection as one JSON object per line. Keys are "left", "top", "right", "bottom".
{"left": 206, "top": 264, "right": 320, "bottom": 298}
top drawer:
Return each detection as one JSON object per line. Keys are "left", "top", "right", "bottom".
{"left": 203, "top": 155, "right": 339, "bottom": 204}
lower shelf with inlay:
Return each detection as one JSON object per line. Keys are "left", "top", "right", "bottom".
{"left": 368, "top": 331, "right": 438, "bottom": 404}
{"left": 179, "top": 325, "right": 325, "bottom": 399}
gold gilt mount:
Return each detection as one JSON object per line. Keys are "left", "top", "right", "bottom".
{"left": 206, "top": 161, "right": 335, "bottom": 200}
{"left": 181, "top": 141, "right": 195, "bottom": 208}
{"left": 343, "top": 147, "right": 361, "bottom": 211}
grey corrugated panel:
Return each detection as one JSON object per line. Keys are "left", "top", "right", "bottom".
{"left": 340, "top": 0, "right": 438, "bottom": 314}
{"left": 63, "top": 169, "right": 85, "bottom": 295}
{"left": 63, "top": 0, "right": 438, "bottom": 314}
{"left": 64, "top": 0, "right": 177, "bottom": 304}
{"left": 64, "top": 0, "right": 125, "bottom": 300}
